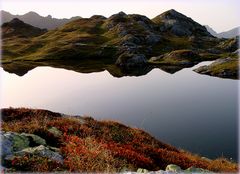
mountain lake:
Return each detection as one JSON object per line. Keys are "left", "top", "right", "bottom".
{"left": 0, "top": 61, "right": 238, "bottom": 161}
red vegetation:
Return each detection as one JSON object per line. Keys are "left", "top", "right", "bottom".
{"left": 1, "top": 108, "right": 238, "bottom": 172}
{"left": 7, "top": 154, "right": 63, "bottom": 172}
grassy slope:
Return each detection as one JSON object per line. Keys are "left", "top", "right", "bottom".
{"left": 1, "top": 108, "right": 238, "bottom": 173}
{"left": 2, "top": 18, "right": 117, "bottom": 63}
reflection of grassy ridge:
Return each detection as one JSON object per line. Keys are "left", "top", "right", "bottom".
{"left": 2, "top": 108, "right": 238, "bottom": 172}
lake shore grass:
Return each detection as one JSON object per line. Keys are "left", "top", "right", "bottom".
{"left": 1, "top": 108, "right": 238, "bottom": 173}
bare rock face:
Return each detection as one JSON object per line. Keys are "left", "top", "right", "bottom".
{"left": 115, "top": 52, "right": 147, "bottom": 67}
{"left": 104, "top": 12, "right": 162, "bottom": 67}
{"left": 152, "top": 9, "right": 212, "bottom": 37}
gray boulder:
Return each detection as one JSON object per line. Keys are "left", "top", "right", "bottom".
{"left": 14, "top": 145, "right": 63, "bottom": 164}
{"left": 48, "top": 127, "right": 62, "bottom": 137}
{"left": 20, "top": 133, "right": 46, "bottom": 145}
{"left": 185, "top": 166, "right": 211, "bottom": 173}
{"left": 165, "top": 164, "right": 182, "bottom": 172}
{"left": 1, "top": 132, "right": 29, "bottom": 157}
{"left": 116, "top": 53, "right": 147, "bottom": 67}
{"left": 1, "top": 131, "right": 64, "bottom": 166}
{"left": 145, "top": 33, "right": 161, "bottom": 45}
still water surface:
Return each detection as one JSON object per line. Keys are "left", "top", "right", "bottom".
{"left": 0, "top": 61, "right": 238, "bottom": 161}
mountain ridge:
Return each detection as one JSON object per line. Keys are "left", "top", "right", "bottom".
{"left": 1, "top": 10, "right": 238, "bottom": 79}
{"left": 1, "top": 10, "right": 81, "bottom": 30}
{"left": 205, "top": 25, "right": 240, "bottom": 38}
{"left": 2, "top": 18, "right": 47, "bottom": 38}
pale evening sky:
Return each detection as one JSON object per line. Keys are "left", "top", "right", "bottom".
{"left": 1, "top": 0, "right": 239, "bottom": 33}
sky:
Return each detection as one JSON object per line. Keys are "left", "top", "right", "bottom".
{"left": 1, "top": 0, "right": 239, "bottom": 33}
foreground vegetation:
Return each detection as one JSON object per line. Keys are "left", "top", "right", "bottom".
{"left": 1, "top": 108, "right": 238, "bottom": 172}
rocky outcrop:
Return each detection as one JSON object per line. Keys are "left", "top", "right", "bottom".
{"left": 136, "top": 164, "right": 211, "bottom": 173}
{"left": 104, "top": 12, "right": 161, "bottom": 67}
{"left": 116, "top": 52, "right": 147, "bottom": 67}
{"left": 13, "top": 145, "right": 63, "bottom": 163}
{"left": 149, "top": 49, "right": 201, "bottom": 66}
{"left": 216, "top": 36, "right": 239, "bottom": 52}
{"left": 194, "top": 57, "right": 239, "bottom": 79}
{"left": 1, "top": 131, "right": 63, "bottom": 166}
{"left": 152, "top": 9, "right": 212, "bottom": 37}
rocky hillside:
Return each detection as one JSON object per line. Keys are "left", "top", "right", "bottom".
{"left": 1, "top": 108, "right": 238, "bottom": 173}
{"left": 152, "top": 9, "right": 211, "bottom": 37}
{"left": 1, "top": 10, "right": 238, "bottom": 79}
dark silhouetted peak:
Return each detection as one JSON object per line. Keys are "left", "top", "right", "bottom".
{"left": 8, "top": 18, "right": 24, "bottom": 25}
{"left": 152, "top": 9, "right": 212, "bottom": 37}
{"left": 2, "top": 18, "right": 26, "bottom": 29}
{"left": 108, "top": 11, "right": 127, "bottom": 21}
{"left": 2, "top": 18, "right": 47, "bottom": 38}
{"left": 90, "top": 15, "right": 106, "bottom": 20}
{"left": 129, "top": 14, "right": 152, "bottom": 23}
{"left": 117, "top": 11, "right": 127, "bottom": 16}
{"left": 47, "top": 15, "right": 52, "bottom": 18}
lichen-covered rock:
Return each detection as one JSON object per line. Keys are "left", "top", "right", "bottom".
{"left": 165, "top": 164, "right": 182, "bottom": 172}
{"left": 48, "top": 127, "right": 62, "bottom": 137}
{"left": 185, "top": 166, "right": 211, "bottom": 173}
{"left": 2, "top": 132, "right": 29, "bottom": 154}
{"left": 137, "top": 168, "right": 149, "bottom": 173}
{"left": 1, "top": 132, "right": 13, "bottom": 157}
{"left": 21, "top": 133, "right": 46, "bottom": 145}
{"left": 14, "top": 145, "right": 63, "bottom": 164}
{"left": 1, "top": 131, "right": 64, "bottom": 166}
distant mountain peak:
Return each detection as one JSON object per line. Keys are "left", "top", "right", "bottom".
{"left": 2, "top": 18, "right": 47, "bottom": 38}
{"left": 205, "top": 25, "right": 240, "bottom": 38}
{"left": 157, "top": 9, "right": 187, "bottom": 20}
{"left": 24, "top": 11, "right": 40, "bottom": 16}
{"left": 1, "top": 10, "right": 81, "bottom": 30}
